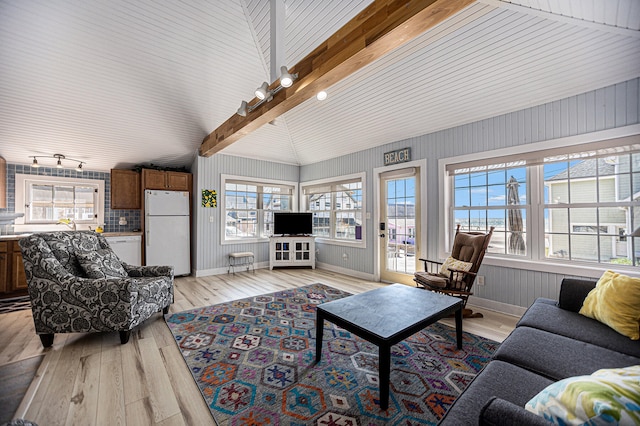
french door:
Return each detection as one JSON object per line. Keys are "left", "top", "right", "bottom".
{"left": 379, "top": 167, "right": 420, "bottom": 285}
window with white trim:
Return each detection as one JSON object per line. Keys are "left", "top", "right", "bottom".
{"left": 447, "top": 140, "right": 640, "bottom": 267}
{"left": 453, "top": 163, "right": 527, "bottom": 256}
{"left": 302, "top": 173, "right": 365, "bottom": 244}
{"left": 223, "top": 177, "right": 296, "bottom": 241}
{"left": 543, "top": 152, "right": 639, "bottom": 265}
{"left": 14, "top": 174, "right": 104, "bottom": 231}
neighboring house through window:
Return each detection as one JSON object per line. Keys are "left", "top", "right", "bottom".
{"left": 222, "top": 175, "right": 297, "bottom": 242}
{"left": 302, "top": 173, "right": 365, "bottom": 246}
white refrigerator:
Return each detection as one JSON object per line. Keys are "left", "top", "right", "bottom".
{"left": 145, "top": 190, "right": 190, "bottom": 276}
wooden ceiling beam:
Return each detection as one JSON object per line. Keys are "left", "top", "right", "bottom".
{"left": 199, "top": 0, "right": 475, "bottom": 157}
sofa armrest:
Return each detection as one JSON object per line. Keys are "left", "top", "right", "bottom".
{"left": 558, "top": 278, "right": 597, "bottom": 312}
{"left": 123, "top": 263, "right": 174, "bottom": 278}
{"left": 480, "top": 397, "right": 551, "bottom": 426}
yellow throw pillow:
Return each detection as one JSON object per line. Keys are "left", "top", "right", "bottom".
{"left": 579, "top": 270, "right": 640, "bottom": 340}
{"left": 439, "top": 256, "right": 473, "bottom": 280}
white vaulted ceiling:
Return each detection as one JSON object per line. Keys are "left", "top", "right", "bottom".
{"left": 0, "top": 0, "right": 639, "bottom": 171}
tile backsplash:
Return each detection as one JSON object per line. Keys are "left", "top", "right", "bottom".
{"left": 0, "top": 163, "right": 140, "bottom": 232}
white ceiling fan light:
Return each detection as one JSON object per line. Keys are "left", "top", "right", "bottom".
{"left": 255, "top": 82, "right": 269, "bottom": 100}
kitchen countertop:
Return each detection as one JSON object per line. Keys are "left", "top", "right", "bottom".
{"left": 102, "top": 232, "right": 142, "bottom": 237}
{"left": 0, "top": 234, "right": 30, "bottom": 240}
{"left": 0, "top": 231, "right": 142, "bottom": 240}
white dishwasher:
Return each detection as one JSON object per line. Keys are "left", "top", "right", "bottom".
{"left": 105, "top": 235, "right": 142, "bottom": 266}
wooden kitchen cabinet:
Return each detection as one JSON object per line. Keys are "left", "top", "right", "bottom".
{"left": 142, "top": 169, "right": 191, "bottom": 191}
{"left": 142, "top": 169, "right": 168, "bottom": 190}
{"left": 11, "top": 241, "right": 27, "bottom": 291}
{"left": 0, "top": 242, "right": 8, "bottom": 293}
{"left": 110, "top": 169, "right": 141, "bottom": 209}
{"left": 0, "top": 238, "right": 28, "bottom": 297}
{"left": 166, "top": 172, "right": 190, "bottom": 191}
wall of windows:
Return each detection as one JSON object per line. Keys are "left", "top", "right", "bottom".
{"left": 223, "top": 177, "right": 296, "bottom": 241}
{"left": 448, "top": 143, "right": 640, "bottom": 267}
{"left": 302, "top": 173, "right": 365, "bottom": 245}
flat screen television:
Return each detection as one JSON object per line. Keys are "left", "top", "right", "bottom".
{"left": 273, "top": 212, "right": 313, "bottom": 236}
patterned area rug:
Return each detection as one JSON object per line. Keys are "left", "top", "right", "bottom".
{"left": 0, "top": 296, "right": 31, "bottom": 315}
{"left": 165, "top": 284, "right": 499, "bottom": 425}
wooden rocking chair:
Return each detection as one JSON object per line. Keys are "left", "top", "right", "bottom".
{"left": 413, "top": 224, "right": 494, "bottom": 318}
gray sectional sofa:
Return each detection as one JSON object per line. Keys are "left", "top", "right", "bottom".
{"left": 440, "top": 277, "right": 640, "bottom": 425}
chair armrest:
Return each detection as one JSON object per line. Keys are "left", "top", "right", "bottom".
{"left": 418, "top": 258, "right": 443, "bottom": 265}
{"left": 447, "top": 267, "right": 476, "bottom": 276}
{"left": 558, "top": 278, "right": 597, "bottom": 312}
{"left": 123, "top": 263, "right": 174, "bottom": 278}
{"left": 418, "top": 258, "right": 443, "bottom": 274}
{"left": 480, "top": 397, "right": 551, "bottom": 426}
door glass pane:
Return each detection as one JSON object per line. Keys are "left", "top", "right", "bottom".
{"left": 385, "top": 177, "right": 416, "bottom": 274}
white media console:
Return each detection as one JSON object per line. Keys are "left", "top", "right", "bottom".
{"left": 269, "top": 236, "right": 315, "bottom": 270}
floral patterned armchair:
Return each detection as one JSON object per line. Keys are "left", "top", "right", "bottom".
{"left": 19, "top": 231, "right": 174, "bottom": 347}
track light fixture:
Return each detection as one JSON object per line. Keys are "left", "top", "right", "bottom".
{"left": 235, "top": 65, "right": 298, "bottom": 116}
{"left": 279, "top": 66, "right": 295, "bottom": 88}
{"left": 30, "top": 154, "right": 86, "bottom": 172}
{"left": 237, "top": 101, "right": 248, "bottom": 117}
{"left": 255, "top": 82, "right": 269, "bottom": 100}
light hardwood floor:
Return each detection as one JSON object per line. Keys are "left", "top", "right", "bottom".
{"left": 0, "top": 269, "right": 520, "bottom": 425}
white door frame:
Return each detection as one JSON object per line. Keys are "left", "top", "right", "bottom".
{"left": 373, "top": 158, "right": 428, "bottom": 282}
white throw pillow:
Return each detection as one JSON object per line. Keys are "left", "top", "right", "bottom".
{"left": 439, "top": 256, "right": 473, "bottom": 279}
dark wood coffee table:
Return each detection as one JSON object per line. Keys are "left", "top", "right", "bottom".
{"left": 315, "top": 284, "right": 463, "bottom": 410}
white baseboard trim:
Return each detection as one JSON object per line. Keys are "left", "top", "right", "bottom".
{"left": 315, "top": 262, "right": 376, "bottom": 281}
{"left": 468, "top": 296, "right": 527, "bottom": 317}
{"left": 194, "top": 261, "right": 269, "bottom": 277}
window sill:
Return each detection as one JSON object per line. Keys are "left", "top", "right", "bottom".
{"left": 14, "top": 224, "right": 97, "bottom": 233}
{"left": 481, "top": 255, "right": 640, "bottom": 279}
{"left": 222, "top": 237, "right": 269, "bottom": 245}
{"left": 314, "top": 237, "right": 366, "bottom": 248}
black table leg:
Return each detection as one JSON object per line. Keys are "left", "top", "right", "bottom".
{"left": 379, "top": 344, "right": 391, "bottom": 410}
{"left": 315, "top": 311, "right": 324, "bottom": 363}
{"left": 455, "top": 306, "right": 463, "bottom": 349}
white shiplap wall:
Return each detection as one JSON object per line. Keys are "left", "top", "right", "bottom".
{"left": 502, "top": 0, "right": 640, "bottom": 30}
{"left": 193, "top": 77, "right": 638, "bottom": 309}
{"left": 192, "top": 154, "right": 299, "bottom": 275}
{"left": 243, "top": 0, "right": 373, "bottom": 73}
{"left": 299, "top": 77, "right": 640, "bottom": 309}
{"left": 224, "top": 1, "right": 640, "bottom": 166}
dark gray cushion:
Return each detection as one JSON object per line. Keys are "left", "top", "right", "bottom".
{"left": 480, "top": 397, "right": 552, "bottom": 426}
{"left": 558, "top": 278, "right": 597, "bottom": 312}
{"left": 516, "top": 299, "right": 640, "bottom": 358}
{"left": 439, "top": 360, "right": 554, "bottom": 426}
{"left": 493, "top": 326, "right": 640, "bottom": 380}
